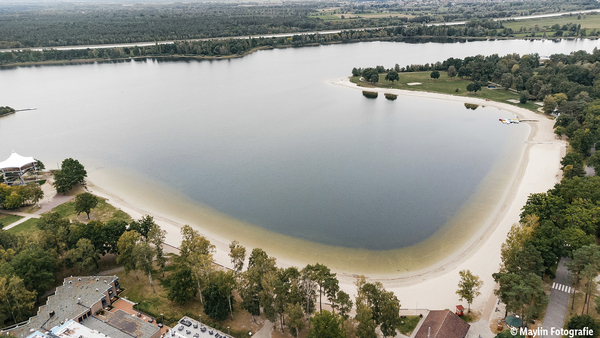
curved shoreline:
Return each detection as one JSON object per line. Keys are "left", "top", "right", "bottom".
{"left": 86, "top": 79, "right": 565, "bottom": 311}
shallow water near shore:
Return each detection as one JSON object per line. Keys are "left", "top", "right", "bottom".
{"left": 0, "top": 39, "right": 589, "bottom": 272}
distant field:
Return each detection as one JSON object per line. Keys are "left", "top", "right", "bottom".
{"left": 310, "top": 11, "right": 413, "bottom": 21}
{"left": 352, "top": 71, "right": 539, "bottom": 112}
{"left": 503, "top": 13, "right": 600, "bottom": 33}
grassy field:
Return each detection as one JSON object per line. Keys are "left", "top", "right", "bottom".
{"left": 503, "top": 13, "right": 600, "bottom": 36}
{"left": 352, "top": 71, "right": 540, "bottom": 112}
{"left": 6, "top": 218, "right": 39, "bottom": 234}
{"left": 0, "top": 214, "right": 23, "bottom": 229}
{"left": 397, "top": 315, "right": 422, "bottom": 335}
{"left": 116, "top": 267, "right": 260, "bottom": 338}
{"left": 52, "top": 196, "right": 132, "bottom": 223}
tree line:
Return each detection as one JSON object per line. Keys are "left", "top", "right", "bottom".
{"left": 161, "top": 228, "right": 404, "bottom": 338}
{"left": 0, "top": 0, "right": 595, "bottom": 49}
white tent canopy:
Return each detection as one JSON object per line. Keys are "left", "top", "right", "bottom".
{"left": 0, "top": 152, "right": 36, "bottom": 170}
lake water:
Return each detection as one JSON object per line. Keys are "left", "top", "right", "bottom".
{"left": 0, "top": 39, "right": 595, "bottom": 268}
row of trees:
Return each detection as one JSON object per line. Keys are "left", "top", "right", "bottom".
{"left": 1, "top": 0, "right": 594, "bottom": 48}
{"left": 161, "top": 229, "right": 404, "bottom": 338}
{"left": 0, "top": 183, "right": 43, "bottom": 210}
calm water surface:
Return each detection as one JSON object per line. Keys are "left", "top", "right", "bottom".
{"left": 0, "top": 39, "right": 594, "bottom": 251}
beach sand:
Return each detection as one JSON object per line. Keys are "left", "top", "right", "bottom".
{"left": 85, "top": 78, "right": 565, "bottom": 313}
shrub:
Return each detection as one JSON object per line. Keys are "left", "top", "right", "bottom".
{"left": 385, "top": 93, "right": 397, "bottom": 100}
{"left": 363, "top": 91, "right": 378, "bottom": 99}
{"left": 464, "top": 103, "right": 479, "bottom": 110}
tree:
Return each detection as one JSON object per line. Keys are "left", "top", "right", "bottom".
{"left": 10, "top": 248, "right": 56, "bottom": 297}
{"left": 53, "top": 158, "right": 87, "bottom": 194}
{"left": 500, "top": 73, "right": 514, "bottom": 89}
{"left": 134, "top": 242, "right": 156, "bottom": 292}
{"left": 456, "top": 270, "right": 483, "bottom": 313}
{"left": 229, "top": 240, "right": 246, "bottom": 275}
{"left": 308, "top": 310, "right": 346, "bottom": 338}
{"left": 166, "top": 261, "right": 197, "bottom": 305}
{"left": 355, "top": 304, "right": 377, "bottom": 338}
{"left": 285, "top": 303, "right": 304, "bottom": 337}
{"left": 385, "top": 70, "right": 399, "bottom": 83}
{"left": 520, "top": 90, "right": 530, "bottom": 104}
{"left": 553, "top": 93, "right": 568, "bottom": 106}
{"left": 104, "top": 219, "right": 127, "bottom": 254}
{"left": 333, "top": 291, "right": 353, "bottom": 321}
{"left": 567, "top": 315, "right": 600, "bottom": 338}
{"left": 430, "top": 70, "right": 440, "bottom": 80}
{"left": 35, "top": 159, "right": 45, "bottom": 171}
{"left": 202, "top": 271, "right": 236, "bottom": 321}
{"left": 67, "top": 238, "right": 100, "bottom": 273}
{"left": 2, "top": 193, "right": 23, "bottom": 210}
{"left": 129, "top": 215, "right": 156, "bottom": 239}
{"left": 308, "top": 263, "right": 338, "bottom": 313}
{"left": 447, "top": 65, "right": 457, "bottom": 78}
{"left": 379, "top": 291, "right": 401, "bottom": 337}
{"left": 74, "top": 192, "right": 99, "bottom": 219}
{"left": 543, "top": 95, "right": 557, "bottom": 114}
{"left": 466, "top": 82, "right": 481, "bottom": 93}
{"left": 148, "top": 224, "right": 167, "bottom": 277}
{"left": 117, "top": 230, "right": 141, "bottom": 279}
{"left": 0, "top": 275, "right": 36, "bottom": 324}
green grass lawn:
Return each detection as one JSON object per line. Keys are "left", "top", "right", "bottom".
{"left": 397, "top": 315, "right": 422, "bottom": 335}
{"left": 503, "top": 13, "right": 600, "bottom": 36}
{"left": 6, "top": 218, "right": 39, "bottom": 234}
{"left": 352, "top": 71, "right": 539, "bottom": 112}
{"left": 52, "top": 196, "right": 132, "bottom": 223}
{"left": 0, "top": 214, "right": 23, "bottom": 229}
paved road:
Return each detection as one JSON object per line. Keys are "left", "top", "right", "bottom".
{"left": 542, "top": 258, "right": 573, "bottom": 337}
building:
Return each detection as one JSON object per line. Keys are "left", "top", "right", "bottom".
{"left": 413, "top": 310, "right": 470, "bottom": 338}
{"left": 0, "top": 152, "right": 39, "bottom": 186}
{"left": 2, "top": 276, "right": 159, "bottom": 338}
{"left": 168, "top": 316, "right": 231, "bottom": 338}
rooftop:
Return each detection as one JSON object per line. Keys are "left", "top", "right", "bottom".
{"left": 168, "top": 317, "right": 231, "bottom": 338}
{"left": 5, "top": 276, "right": 118, "bottom": 338}
{"left": 88, "top": 310, "right": 158, "bottom": 338}
{"left": 414, "top": 310, "right": 470, "bottom": 338}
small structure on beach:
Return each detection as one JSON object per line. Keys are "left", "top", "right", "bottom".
{"left": 455, "top": 305, "right": 465, "bottom": 316}
{"left": 0, "top": 152, "right": 39, "bottom": 186}
{"left": 414, "top": 310, "right": 470, "bottom": 338}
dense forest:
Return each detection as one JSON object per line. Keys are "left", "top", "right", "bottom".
{"left": 1, "top": 18, "right": 592, "bottom": 67}
{"left": 0, "top": 0, "right": 597, "bottom": 48}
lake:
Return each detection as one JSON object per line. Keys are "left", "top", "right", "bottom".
{"left": 0, "top": 39, "right": 595, "bottom": 269}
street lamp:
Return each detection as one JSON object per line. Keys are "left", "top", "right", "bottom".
{"left": 227, "top": 326, "right": 230, "bottom": 335}
{"left": 161, "top": 313, "right": 163, "bottom": 324}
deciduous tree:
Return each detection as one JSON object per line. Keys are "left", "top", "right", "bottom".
{"left": 456, "top": 270, "right": 483, "bottom": 313}
{"left": 74, "top": 192, "right": 98, "bottom": 219}
{"left": 53, "top": 158, "right": 87, "bottom": 194}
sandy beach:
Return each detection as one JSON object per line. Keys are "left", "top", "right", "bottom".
{"left": 85, "top": 78, "right": 565, "bottom": 313}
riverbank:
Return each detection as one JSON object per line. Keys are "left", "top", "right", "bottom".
{"left": 82, "top": 77, "right": 564, "bottom": 313}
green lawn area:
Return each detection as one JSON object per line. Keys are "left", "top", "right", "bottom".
{"left": 352, "top": 71, "right": 539, "bottom": 112}
{"left": 397, "top": 315, "right": 422, "bottom": 335}
{"left": 0, "top": 214, "right": 23, "bottom": 229}
{"left": 6, "top": 218, "right": 39, "bottom": 234}
{"left": 52, "top": 196, "right": 132, "bottom": 223}
{"left": 503, "top": 13, "right": 600, "bottom": 36}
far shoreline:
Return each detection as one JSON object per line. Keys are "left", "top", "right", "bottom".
{"left": 83, "top": 78, "right": 565, "bottom": 312}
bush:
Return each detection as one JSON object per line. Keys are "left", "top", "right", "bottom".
{"left": 384, "top": 93, "right": 397, "bottom": 100}
{"left": 464, "top": 103, "right": 479, "bottom": 110}
{"left": 363, "top": 91, "right": 378, "bottom": 99}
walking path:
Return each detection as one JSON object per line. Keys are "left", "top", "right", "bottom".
{"left": 3, "top": 215, "right": 33, "bottom": 230}
{"left": 252, "top": 320, "right": 272, "bottom": 338}
{"left": 542, "top": 258, "right": 573, "bottom": 338}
